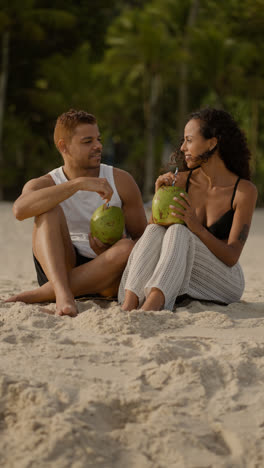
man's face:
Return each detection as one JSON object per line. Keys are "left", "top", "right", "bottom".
{"left": 64, "top": 123, "right": 103, "bottom": 169}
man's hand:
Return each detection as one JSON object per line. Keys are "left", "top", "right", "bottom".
{"left": 78, "top": 177, "right": 113, "bottom": 204}
{"left": 88, "top": 233, "right": 111, "bottom": 256}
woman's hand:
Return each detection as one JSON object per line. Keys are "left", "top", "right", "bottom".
{"left": 155, "top": 172, "right": 178, "bottom": 192}
{"left": 169, "top": 192, "right": 203, "bottom": 235}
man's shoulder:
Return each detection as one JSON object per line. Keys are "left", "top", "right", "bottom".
{"left": 113, "top": 167, "right": 138, "bottom": 192}
{"left": 112, "top": 167, "right": 142, "bottom": 205}
{"left": 32, "top": 173, "right": 55, "bottom": 186}
{"left": 113, "top": 166, "right": 135, "bottom": 182}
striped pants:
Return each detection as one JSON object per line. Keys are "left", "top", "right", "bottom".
{"left": 118, "top": 224, "right": 245, "bottom": 310}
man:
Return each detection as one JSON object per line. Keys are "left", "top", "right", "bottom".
{"left": 7, "top": 109, "right": 147, "bottom": 316}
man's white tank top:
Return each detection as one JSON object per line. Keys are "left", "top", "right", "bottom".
{"left": 49, "top": 164, "right": 122, "bottom": 258}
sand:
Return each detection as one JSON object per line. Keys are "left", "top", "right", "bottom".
{"left": 0, "top": 201, "right": 264, "bottom": 468}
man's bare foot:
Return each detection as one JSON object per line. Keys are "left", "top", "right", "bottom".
{"left": 56, "top": 301, "right": 77, "bottom": 316}
{"left": 100, "top": 283, "right": 119, "bottom": 298}
{"left": 54, "top": 289, "right": 77, "bottom": 317}
{"left": 141, "top": 288, "right": 165, "bottom": 311}
{"left": 56, "top": 302, "right": 77, "bottom": 317}
{"left": 5, "top": 291, "right": 38, "bottom": 303}
{"left": 5, "top": 282, "right": 55, "bottom": 304}
{"left": 6, "top": 289, "right": 77, "bottom": 317}
{"left": 121, "top": 290, "right": 139, "bottom": 311}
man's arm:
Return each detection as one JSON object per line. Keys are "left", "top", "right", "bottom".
{"left": 13, "top": 174, "right": 114, "bottom": 221}
{"left": 113, "top": 168, "right": 147, "bottom": 241}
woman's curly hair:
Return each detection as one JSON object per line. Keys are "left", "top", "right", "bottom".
{"left": 171, "top": 107, "right": 251, "bottom": 180}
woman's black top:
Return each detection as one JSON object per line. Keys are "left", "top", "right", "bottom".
{"left": 186, "top": 170, "right": 240, "bottom": 240}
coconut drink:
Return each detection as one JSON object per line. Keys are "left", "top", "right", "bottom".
{"left": 90, "top": 205, "right": 125, "bottom": 245}
{"left": 152, "top": 185, "right": 187, "bottom": 226}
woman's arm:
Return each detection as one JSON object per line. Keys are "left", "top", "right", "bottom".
{"left": 148, "top": 170, "right": 189, "bottom": 224}
{"left": 171, "top": 179, "right": 258, "bottom": 266}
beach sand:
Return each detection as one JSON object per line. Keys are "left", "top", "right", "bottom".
{"left": 1, "top": 201, "right": 264, "bottom": 468}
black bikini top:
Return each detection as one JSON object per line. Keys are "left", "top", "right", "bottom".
{"left": 186, "top": 170, "right": 240, "bottom": 240}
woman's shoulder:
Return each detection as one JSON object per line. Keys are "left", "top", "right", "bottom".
{"left": 236, "top": 178, "right": 258, "bottom": 205}
{"left": 238, "top": 178, "right": 257, "bottom": 195}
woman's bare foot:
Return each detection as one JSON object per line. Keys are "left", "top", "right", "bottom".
{"left": 121, "top": 290, "right": 139, "bottom": 311}
{"left": 141, "top": 288, "right": 165, "bottom": 311}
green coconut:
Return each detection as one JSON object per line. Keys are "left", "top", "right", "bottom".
{"left": 90, "top": 205, "right": 125, "bottom": 245}
{"left": 152, "top": 185, "right": 187, "bottom": 226}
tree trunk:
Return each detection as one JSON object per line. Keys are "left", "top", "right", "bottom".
{"left": 0, "top": 31, "right": 10, "bottom": 200}
{"left": 143, "top": 73, "right": 162, "bottom": 200}
{"left": 177, "top": 0, "right": 199, "bottom": 142}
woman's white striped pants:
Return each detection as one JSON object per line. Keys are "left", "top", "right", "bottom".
{"left": 118, "top": 224, "right": 245, "bottom": 310}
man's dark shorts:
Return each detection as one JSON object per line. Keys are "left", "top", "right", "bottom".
{"left": 33, "top": 247, "right": 93, "bottom": 286}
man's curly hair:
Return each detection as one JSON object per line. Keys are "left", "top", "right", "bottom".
{"left": 172, "top": 107, "right": 251, "bottom": 180}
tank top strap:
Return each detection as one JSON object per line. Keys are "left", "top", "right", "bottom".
{"left": 185, "top": 170, "right": 193, "bottom": 193}
{"left": 231, "top": 177, "right": 240, "bottom": 209}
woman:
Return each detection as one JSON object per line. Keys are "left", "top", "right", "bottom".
{"left": 119, "top": 108, "right": 258, "bottom": 311}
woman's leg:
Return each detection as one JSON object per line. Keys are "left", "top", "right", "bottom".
{"left": 142, "top": 224, "right": 245, "bottom": 311}
{"left": 118, "top": 224, "right": 166, "bottom": 310}
{"left": 187, "top": 237, "right": 245, "bottom": 303}
{"left": 143, "top": 224, "right": 195, "bottom": 310}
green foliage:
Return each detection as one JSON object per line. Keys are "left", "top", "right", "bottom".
{"left": 2, "top": 111, "right": 58, "bottom": 199}
{"left": 0, "top": 0, "right": 264, "bottom": 203}
{"left": 30, "top": 43, "right": 97, "bottom": 116}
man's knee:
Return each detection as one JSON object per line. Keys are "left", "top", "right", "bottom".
{"left": 33, "top": 204, "right": 74, "bottom": 264}
{"left": 34, "top": 205, "right": 65, "bottom": 226}
{"left": 106, "top": 238, "right": 135, "bottom": 267}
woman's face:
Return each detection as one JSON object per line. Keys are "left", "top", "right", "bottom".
{"left": 180, "top": 119, "right": 215, "bottom": 168}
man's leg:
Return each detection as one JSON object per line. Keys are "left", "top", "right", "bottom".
{"left": 6, "top": 231, "right": 135, "bottom": 310}
{"left": 32, "top": 205, "right": 77, "bottom": 316}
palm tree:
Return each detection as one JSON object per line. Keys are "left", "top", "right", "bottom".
{"left": 101, "top": 4, "right": 181, "bottom": 199}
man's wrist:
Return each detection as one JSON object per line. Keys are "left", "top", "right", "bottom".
{"left": 72, "top": 177, "right": 85, "bottom": 192}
